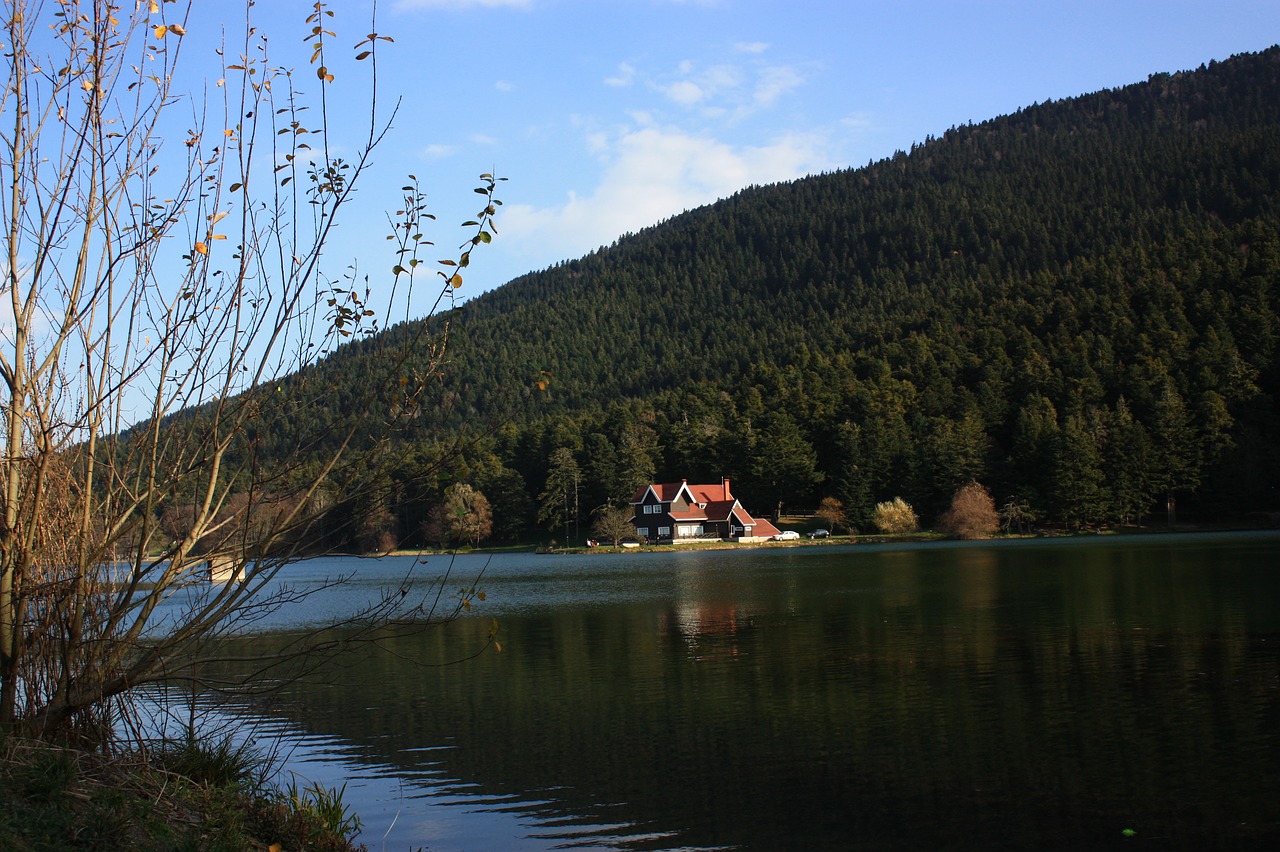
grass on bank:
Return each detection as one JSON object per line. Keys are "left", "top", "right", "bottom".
{"left": 0, "top": 729, "right": 364, "bottom": 851}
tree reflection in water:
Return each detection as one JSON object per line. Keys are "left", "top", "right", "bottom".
{"left": 197, "top": 534, "right": 1280, "bottom": 850}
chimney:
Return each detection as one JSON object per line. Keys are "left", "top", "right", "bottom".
{"left": 722, "top": 477, "right": 731, "bottom": 500}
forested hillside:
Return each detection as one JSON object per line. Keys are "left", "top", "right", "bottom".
{"left": 300, "top": 47, "right": 1280, "bottom": 544}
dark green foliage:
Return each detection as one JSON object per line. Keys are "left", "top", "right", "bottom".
{"left": 258, "top": 47, "right": 1280, "bottom": 537}
{"left": 1, "top": 733, "right": 366, "bottom": 850}
{"left": 154, "top": 736, "right": 263, "bottom": 790}
{"left": 13, "top": 746, "right": 76, "bottom": 803}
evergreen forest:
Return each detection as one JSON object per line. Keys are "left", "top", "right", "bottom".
{"left": 270, "top": 47, "right": 1280, "bottom": 546}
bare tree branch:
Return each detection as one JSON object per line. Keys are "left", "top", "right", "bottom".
{"left": 0, "top": 0, "right": 503, "bottom": 741}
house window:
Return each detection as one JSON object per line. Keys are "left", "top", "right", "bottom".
{"left": 658, "top": 526, "right": 671, "bottom": 537}
{"left": 637, "top": 527, "right": 649, "bottom": 538}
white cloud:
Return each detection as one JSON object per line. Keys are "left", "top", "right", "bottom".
{"left": 840, "top": 112, "right": 876, "bottom": 132}
{"left": 655, "top": 62, "right": 743, "bottom": 108}
{"left": 585, "top": 130, "right": 610, "bottom": 154}
{"left": 702, "top": 65, "right": 742, "bottom": 93}
{"left": 661, "top": 79, "right": 706, "bottom": 106}
{"left": 754, "top": 66, "right": 803, "bottom": 107}
{"left": 423, "top": 134, "right": 495, "bottom": 160}
{"left": 500, "top": 124, "right": 834, "bottom": 267}
{"left": 651, "top": 59, "right": 801, "bottom": 119}
{"left": 735, "top": 41, "right": 769, "bottom": 54}
{"left": 395, "top": 0, "right": 532, "bottom": 9}
{"left": 605, "top": 62, "right": 636, "bottom": 87}
{"left": 495, "top": 80, "right": 515, "bottom": 92}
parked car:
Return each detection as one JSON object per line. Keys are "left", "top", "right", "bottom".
{"left": 808, "top": 529, "right": 830, "bottom": 539}
{"left": 773, "top": 530, "right": 800, "bottom": 541}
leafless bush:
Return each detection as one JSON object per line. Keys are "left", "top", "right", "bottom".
{"left": 939, "top": 481, "right": 1000, "bottom": 540}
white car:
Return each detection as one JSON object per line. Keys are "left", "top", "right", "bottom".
{"left": 772, "top": 530, "right": 800, "bottom": 541}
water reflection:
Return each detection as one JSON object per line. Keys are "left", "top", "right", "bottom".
{"left": 197, "top": 533, "right": 1280, "bottom": 850}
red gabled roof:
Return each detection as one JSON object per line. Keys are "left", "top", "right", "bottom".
{"left": 702, "top": 499, "right": 737, "bottom": 522}
{"left": 724, "top": 504, "right": 779, "bottom": 537}
{"left": 630, "top": 481, "right": 690, "bottom": 504}
{"left": 630, "top": 480, "right": 733, "bottom": 504}
{"left": 751, "top": 519, "right": 782, "bottom": 538}
{"left": 686, "top": 482, "right": 732, "bottom": 504}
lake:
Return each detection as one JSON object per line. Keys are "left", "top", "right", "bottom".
{"left": 171, "top": 532, "right": 1280, "bottom": 850}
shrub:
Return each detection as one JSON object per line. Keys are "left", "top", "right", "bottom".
{"left": 0, "top": 734, "right": 364, "bottom": 851}
{"left": 939, "top": 481, "right": 1000, "bottom": 540}
{"left": 154, "top": 736, "right": 262, "bottom": 790}
{"left": 815, "top": 496, "right": 850, "bottom": 534}
{"left": 873, "top": 497, "right": 918, "bottom": 535}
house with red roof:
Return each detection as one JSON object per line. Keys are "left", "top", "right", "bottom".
{"left": 628, "top": 477, "right": 781, "bottom": 543}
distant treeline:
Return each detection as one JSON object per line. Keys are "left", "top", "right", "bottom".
{"left": 249, "top": 47, "right": 1280, "bottom": 547}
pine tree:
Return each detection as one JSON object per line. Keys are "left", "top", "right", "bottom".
{"left": 539, "top": 448, "right": 583, "bottom": 545}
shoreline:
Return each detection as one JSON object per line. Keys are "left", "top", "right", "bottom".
{"left": 390, "top": 520, "right": 1279, "bottom": 558}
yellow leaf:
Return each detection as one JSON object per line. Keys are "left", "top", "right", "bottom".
{"left": 194, "top": 241, "right": 208, "bottom": 255}
{"left": 153, "top": 24, "right": 167, "bottom": 38}
{"left": 148, "top": 1, "right": 159, "bottom": 13}
{"left": 269, "top": 845, "right": 282, "bottom": 852}
{"left": 494, "top": 641, "right": 502, "bottom": 653}
{"left": 210, "top": 210, "right": 229, "bottom": 224}
{"left": 169, "top": 24, "right": 186, "bottom": 36}
{"left": 449, "top": 273, "right": 463, "bottom": 289}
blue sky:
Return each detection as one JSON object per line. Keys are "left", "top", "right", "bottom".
{"left": 185, "top": 0, "right": 1280, "bottom": 300}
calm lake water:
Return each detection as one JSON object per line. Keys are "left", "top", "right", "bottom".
{"left": 181, "top": 532, "right": 1280, "bottom": 850}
